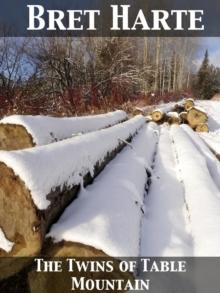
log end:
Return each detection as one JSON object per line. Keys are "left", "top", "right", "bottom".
{"left": 151, "top": 110, "right": 163, "bottom": 122}
{"left": 0, "top": 162, "right": 41, "bottom": 258}
{"left": 0, "top": 124, "right": 34, "bottom": 151}
{"left": 195, "top": 123, "right": 209, "bottom": 133}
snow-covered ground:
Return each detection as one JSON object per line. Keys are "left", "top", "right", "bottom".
{"left": 0, "top": 110, "right": 127, "bottom": 145}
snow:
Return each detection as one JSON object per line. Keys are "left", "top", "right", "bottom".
{"left": 167, "top": 111, "right": 179, "bottom": 118}
{"left": 171, "top": 125, "right": 220, "bottom": 256}
{"left": 0, "top": 116, "right": 145, "bottom": 210}
{"left": 48, "top": 123, "right": 158, "bottom": 257}
{"left": 181, "top": 124, "right": 220, "bottom": 191}
{"left": 141, "top": 125, "right": 193, "bottom": 256}
{"left": 197, "top": 100, "right": 220, "bottom": 131}
{"left": 0, "top": 228, "right": 14, "bottom": 253}
{"left": 200, "top": 132, "right": 220, "bottom": 155}
{"left": 0, "top": 111, "right": 127, "bottom": 145}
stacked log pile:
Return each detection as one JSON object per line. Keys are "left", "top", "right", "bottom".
{"left": 147, "top": 98, "right": 209, "bottom": 132}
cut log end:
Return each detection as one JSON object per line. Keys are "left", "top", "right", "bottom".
{"left": 0, "top": 124, "right": 34, "bottom": 151}
{"left": 0, "top": 162, "right": 41, "bottom": 258}
{"left": 187, "top": 107, "right": 208, "bottom": 129}
{"left": 195, "top": 123, "right": 209, "bottom": 133}
{"left": 151, "top": 110, "right": 164, "bottom": 122}
{"left": 184, "top": 98, "right": 195, "bottom": 111}
{"left": 179, "top": 112, "right": 188, "bottom": 123}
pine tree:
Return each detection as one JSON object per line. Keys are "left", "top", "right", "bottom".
{"left": 194, "top": 50, "right": 219, "bottom": 99}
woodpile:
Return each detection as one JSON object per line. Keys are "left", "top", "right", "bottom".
{"left": 148, "top": 98, "right": 209, "bottom": 133}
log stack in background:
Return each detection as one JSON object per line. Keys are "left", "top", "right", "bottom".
{"left": 147, "top": 98, "right": 209, "bottom": 132}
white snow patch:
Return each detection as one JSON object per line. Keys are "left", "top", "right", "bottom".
{"left": 0, "top": 111, "right": 127, "bottom": 145}
{"left": 48, "top": 123, "right": 158, "bottom": 257}
{"left": 0, "top": 116, "right": 145, "bottom": 210}
{"left": 0, "top": 228, "right": 14, "bottom": 253}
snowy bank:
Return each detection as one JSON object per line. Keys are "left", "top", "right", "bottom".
{"left": 47, "top": 123, "right": 159, "bottom": 257}
{"left": 0, "top": 110, "right": 127, "bottom": 146}
{"left": 171, "top": 125, "right": 220, "bottom": 256}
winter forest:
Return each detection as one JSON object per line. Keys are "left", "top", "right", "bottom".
{"left": 0, "top": 37, "right": 219, "bottom": 117}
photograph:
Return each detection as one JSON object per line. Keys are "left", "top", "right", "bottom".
{"left": 0, "top": 1, "right": 220, "bottom": 292}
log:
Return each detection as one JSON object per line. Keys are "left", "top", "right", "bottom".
{"left": 151, "top": 109, "right": 164, "bottom": 122}
{"left": 0, "top": 111, "right": 127, "bottom": 150}
{"left": 132, "top": 107, "right": 145, "bottom": 116}
{"left": 0, "top": 124, "right": 35, "bottom": 150}
{"left": 166, "top": 112, "right": 181, "bottom": 125}
{"left": 195, "top": 123, "right": 209, "bottom": 133}
{"left": 173, "top": 104, "right": 185, "bottom": 113}
{"left": 0, "top": 116, "right": 144, "bottom": 262}
{"left": 186, "top": 107, "right": 208, "bottom": 129}
{"left": 28, "top": 123, "right": 158, "bottom": 293}
{"left": 179, "top": 111, "right": 188, "bottom": 123}
{"left": 28, "top": 242, "right": 133, "bottom": 293}
{"left": 184, "top": 98, "right": 195, "bottom": 111}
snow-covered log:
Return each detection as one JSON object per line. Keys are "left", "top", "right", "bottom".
{"left": 166, "top": 112, "right": 181, "bottom": 125}
{"left": 184, "top": 98, "right": 195, "bottom": 111}
{"left": 44, "top": 123, "right": 158, "bottom": 259}
{"left": 181, "top": 124, "right": 220, "bottom": 191}
{"left": 0, "top": 111, "right": 127, "bottom": 150}
{"left": 179, "top": 111, "right": 188, "bottom": 123}
{"left": 0, "top": 116, "right": 144, "bottom": 260}
{"left": 171, "top": 125, "right": 220, "bottom": 256}
{"left": 186, "top": 107, "right": 208, "bottom": 129}
{"left": 199, "top": 132, "right": 220, "bottom": 159}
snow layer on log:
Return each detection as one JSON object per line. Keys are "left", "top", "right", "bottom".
{"left": 141, "top": 126, "right": 193, "bottom": 256}
{"left": 200, "top": 132, "right": 220, "bottom": 155}
{"left": 181, "top": 124, "right": 220, "bottom": 191}
{"left": 197, "top": 100, "right": 220, "bottom": 131}
{"left": 0, "top": 116, "right": 144, "bottom": 210}
{"left": 0, "top": 228, "right": 14, "bottom": 253}
{"left": 0, "top": 111, "right": 127, "bottom": 145}
{"left": 48, "top": 123, "right": 159, "bottom": 257}
{"left": 171, "top": 125, "right": 220, "bottom": 256}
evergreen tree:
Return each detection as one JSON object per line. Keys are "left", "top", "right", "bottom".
{"left": 194, "top": 50, "right": 219, "bottom": 99}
